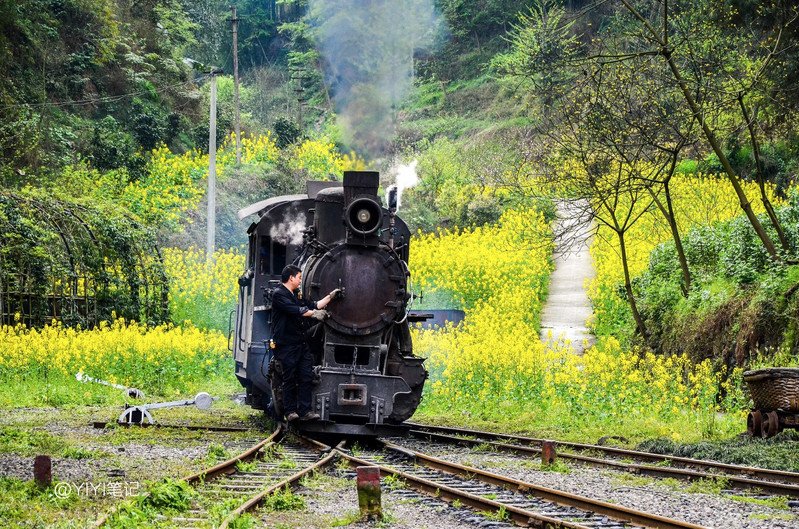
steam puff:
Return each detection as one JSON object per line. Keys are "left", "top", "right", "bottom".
{"left": 308, "top": 0, "right": 444, "bottom": 156}
{"left": 388, "top": 159, "right": 420, "bottom": 211}
{"left": 270, "top": 213, "right": 307, "bottom": 246}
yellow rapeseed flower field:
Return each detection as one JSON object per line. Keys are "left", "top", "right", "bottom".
{"left": 0, "top": 317, "right": 228, "bottom": 400}
{"left": 588, "top": 173, "right": 781, "bottom": 333}
{"left": 163, "top": 246, "right": 245, "bottom": 331}
{"left": 411, "top": 194, "right": 747, "bottom": 439}
{"left": 411, "top": 206, "right": 554, "bottom": 410}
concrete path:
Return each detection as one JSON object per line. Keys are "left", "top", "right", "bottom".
{"left": 540, "top": 200, "right": 596, "bottom": 355}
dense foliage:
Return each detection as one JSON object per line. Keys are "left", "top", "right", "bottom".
{"left": 588, "top": 173, "right": 782, "bottom": 338}
{"left": 0, "top": 189, "right": 168, "bottom": 328}
{"left": 635, "top": 189, "right": 799, "bottom": 366}
{"left": 0, "top": 0, "right": 204, "bottom": 183}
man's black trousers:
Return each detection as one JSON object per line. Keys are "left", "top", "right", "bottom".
{"left": 275, "top": 343, "right": 313, "bottom": 417}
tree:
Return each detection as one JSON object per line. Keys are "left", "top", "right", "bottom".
{"left": 494, "top": 2, "right": 701, "bottom": 331}
{"left": 605, "top": 0, "right": 799, "bottom": 260}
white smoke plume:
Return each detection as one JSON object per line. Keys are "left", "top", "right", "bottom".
{"left": 270, "top": 212, "right": 307, "bottom": 246}
{"left": 308, "top": 0, "right": 445, "bottom": 157}
{"left": 387, "top": 159, "right": 420, "bottom": 211}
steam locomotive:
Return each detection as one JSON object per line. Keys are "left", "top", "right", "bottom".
{"left": 231, "top": 171, "right": 428, "bottom": 436}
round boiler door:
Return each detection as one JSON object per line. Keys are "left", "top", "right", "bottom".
{"left": 310, "top": 245, "right": 406, "bottom": 335}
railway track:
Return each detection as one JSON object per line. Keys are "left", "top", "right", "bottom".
{"left": 338, "top": 439, "right": 708, "bottom": 529}
{"left": 94, "top": 426, "right": 340, "bottom": 528}
{"left": 89, "top": 420, "right": 793, "bottom": 528}
{"left": 407, "top": 422, "right": 799, "bottom": 499}
{"left": 91, "top": 421, "right": 250, "bottom": 433}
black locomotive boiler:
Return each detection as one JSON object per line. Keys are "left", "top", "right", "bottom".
{"left": 232, "top": 171, "right": 428, "bottom": 436}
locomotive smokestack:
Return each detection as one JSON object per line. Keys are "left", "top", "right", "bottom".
{"left": 343, "top": 171, "right": 379, "bottom": 206}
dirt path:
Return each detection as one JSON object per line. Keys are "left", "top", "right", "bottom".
{"left": 540, "top": 200, "right": 596, "bottom": 355}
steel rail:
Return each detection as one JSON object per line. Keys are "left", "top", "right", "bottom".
{"left": 183, "top": 426, "right": 283, "bottom": 483}
{"left": 93, "top": 426, "right": 283, "bottom": 526}
{"left": 408, "top": 422, "right": 799, "bottom": 487}
{"left": 218, "top": 437, "right": 344, "bottom": 529}
{"left": 378, "top": 439, "right": 708, "bottom": 529}
{"left": 411, "top": 428, "right": 799, "bottom": 498}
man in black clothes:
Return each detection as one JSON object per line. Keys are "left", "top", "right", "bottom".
{"left": 271, "top": 264, "right": 341, "bottom": 421}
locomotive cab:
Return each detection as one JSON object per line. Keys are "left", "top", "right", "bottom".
{"left": 231, "top": 193, "right": 314, "bottom": 410}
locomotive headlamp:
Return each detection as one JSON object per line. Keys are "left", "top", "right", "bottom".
{"left": 345, "top": 197, "right": 383, "bottom": 237}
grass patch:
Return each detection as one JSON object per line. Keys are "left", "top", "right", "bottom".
{"left": 637, "top": 432, "right": 799, "bottom": 472}
{"left": 0, "top": 476, "right": 125, "bottom": 528}
{"left": 748, "top": 512, "right": 795, "bottom": 521}
{"left": 145, "top": 478, "right": 196, "bottom": 510}
{"left": 726, "top": 494, "right": 790, "bottom": 510}
{"left": 102, "top": 478, "right": 199, "bottom": 529}
{"left": 235, "top": 460, "right": 257, "bottom": 472}
{"left": 0, "top": 428, "right": 62, "bottom": 455}
{"left": 330, "top": 509, "right": 363, "bottom": 526}
{"left": 610, "top": 473, "right": 655, "bottom": 487}
{"left": 264, "top": 486, "right": 306, "bottom": 511}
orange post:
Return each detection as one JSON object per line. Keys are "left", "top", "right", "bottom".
{"left": 356, "top": 465, "right": 382, "bottom": 520}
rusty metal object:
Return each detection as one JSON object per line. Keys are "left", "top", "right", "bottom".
{"left": 762, "top": 410, "right": 780, "bottom": 438}
{"left": 541, "top": 440, "right": 557, "bottom": 466}
{"left": 747, "top": 410, "right": 763, "bottom": 436}
{"left": 33, "top": 455, "right": 52, "bottom": 487}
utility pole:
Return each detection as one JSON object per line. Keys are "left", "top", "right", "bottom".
{"left": 207, "top": 69, "right": 222, "bottom": 262}
{"left": 231, "top": 5, "right": 241, "bottom": 165}
{"left": 291, "top": 67, "right": 305, "bottom": 131}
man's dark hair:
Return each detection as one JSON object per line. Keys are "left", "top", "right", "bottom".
{"left": 281, "top": 264, "right": 302, "bottom": 283}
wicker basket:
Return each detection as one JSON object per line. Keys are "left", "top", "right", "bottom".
{"left": 744, "top": 368, "right": 799, "bottom": 412}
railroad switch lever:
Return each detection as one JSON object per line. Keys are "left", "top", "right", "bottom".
{"left": 118, "top": 392, "right": 217, "bottom": 425}
{"left": 76, "top": 372, "right": 144, "bottom": 399}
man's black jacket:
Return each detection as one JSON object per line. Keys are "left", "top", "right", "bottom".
{"left": 271, "top": 285, "right": 318, "bottom": 346}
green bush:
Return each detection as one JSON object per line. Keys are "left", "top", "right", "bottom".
{"left": 635, "top": 188, "right": 799, "bottom": 362}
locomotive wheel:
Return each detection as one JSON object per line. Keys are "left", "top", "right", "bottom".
{"left": 746, "top": 410, "right": 763, "bottom": 437}
{"left": 761, "top": 410, "right": 780, "bottom": 439}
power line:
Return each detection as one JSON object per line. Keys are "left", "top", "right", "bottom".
{"left": 0, "top": 76, "right": 210, "bottom": 112}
